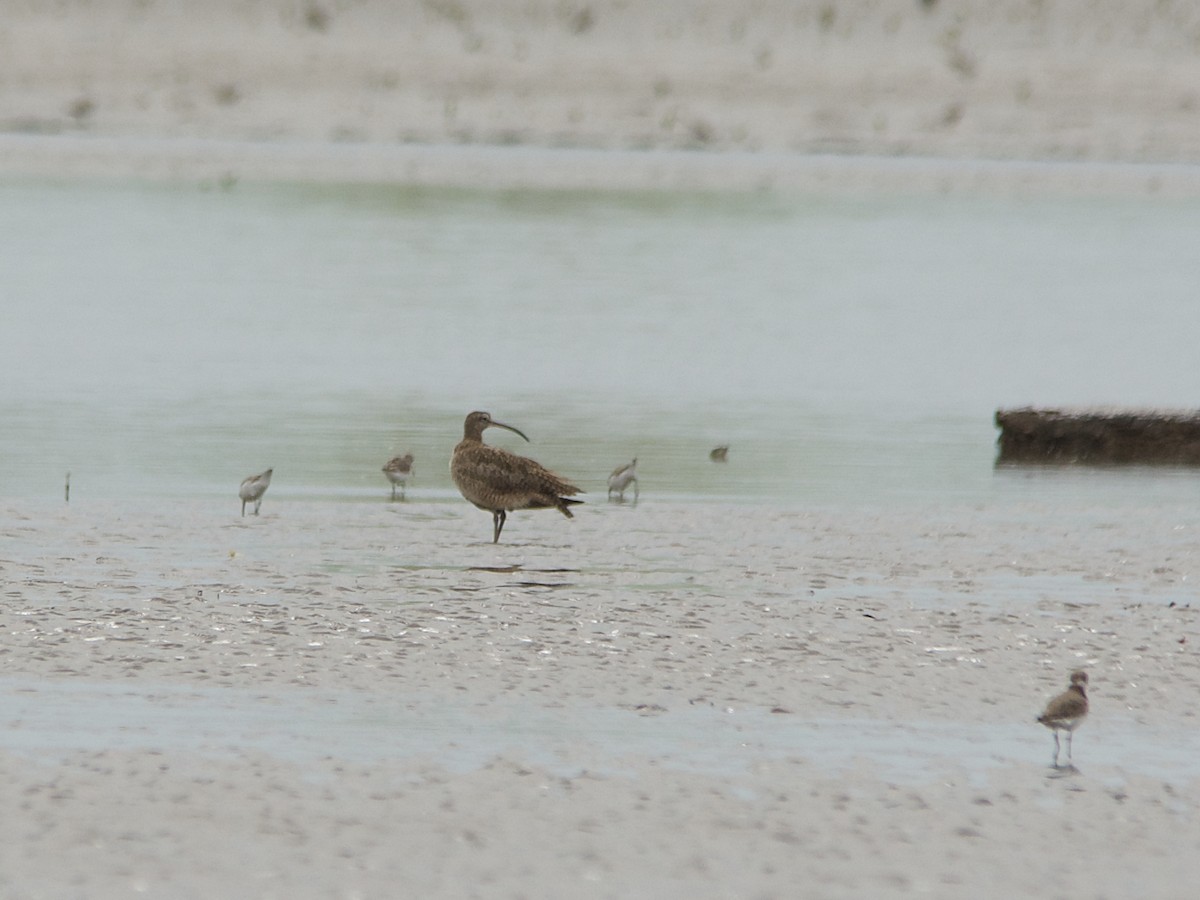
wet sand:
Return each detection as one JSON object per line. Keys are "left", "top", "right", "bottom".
{"left": 2, "top": 497, "right": 1199, "bottom": 897}
{"left": 5, "top": 1, "right": 1200, "bottom": 895}
{"left": 3, "top": 1, "right": 1200, "bottom": 193}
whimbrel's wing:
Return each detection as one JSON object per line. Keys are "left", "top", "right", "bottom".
{"left": 453, "top": 445, "right": 581, "bottom": 511}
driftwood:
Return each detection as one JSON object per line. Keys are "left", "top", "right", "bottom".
{"left": 995, "top": 407, "right": 1200, "bottom": 465}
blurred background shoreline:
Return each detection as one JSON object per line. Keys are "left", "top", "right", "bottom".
{"left": 3, "top": 0, "right": 1200, "bottom": 191}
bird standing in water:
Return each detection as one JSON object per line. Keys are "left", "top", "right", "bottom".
{"left": 382, "top": 454, "right": 414, "bottom": 501}
{"left": 607, "top": 458, "right": 638, "bottom": 502}
{"left": 239, "top": 468, "right": 273, "bottom": 517}
{"left": 450, "top": 411, "right": 582, "bottom": 543}
{"left": 1037, "top": 670, "right": 1089, "bottom": 768}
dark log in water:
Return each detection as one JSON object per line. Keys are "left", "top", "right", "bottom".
{"left": 995, "top": 408, "right": 1200, "bottom": 465}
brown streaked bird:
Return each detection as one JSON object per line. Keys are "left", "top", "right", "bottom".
{"left": 607, "top": 458, "right": 638, "bottom": 502}
{"left": 1037, "top": 670, "right": 1089, "bottom": 768}
{"left": 238, "top": 468, "right": 273, "bottom": 517}
{"left": 450, "top": 411, "right": 583, "bottom": 543}
{"left": 710, "top": 445, "right": 729, "bottom": 462}
{"left": 382, "top": 453, "right": 414, "bottom": 501}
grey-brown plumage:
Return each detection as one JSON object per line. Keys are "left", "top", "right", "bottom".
{"left": 1037, "top": 670, "right": 1089, "bottom": 768}
{"left": 238, "top": 468, "right": 272, "bottom": 517}
{"left": 710, "top": 445, "right": 729, "bottom": 462}
{"left": 450, "top": 411, "right": 582, "bottom": 543}
{"left": 382, "top": 453, "right": 414, "bottom": 501}
{"left": 607, "top": 458, "right": 638, "bottom": 502}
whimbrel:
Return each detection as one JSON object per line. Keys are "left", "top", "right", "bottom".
{"left": 607, "top": 458, "right": 638, "bottom": 502}
{"left": 382, "top": 454, "right": 414, "bottom": 501}
{"left": 450, "top": 411, "right": 582, "bottom": 543}
{"left": 239, "top": 468, "right": 273, "bottom": 517}
{"left": 1037, "top": 670, "right": 1089, "bottom": 768}
{"left": 710, "top": 445, "right": 729, "bottom": 462}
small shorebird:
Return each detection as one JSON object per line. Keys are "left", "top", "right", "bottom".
{"left": 382, "top": 453, "right": 414, "bottom": 501}
{"left": 607, "top": 458, "right": 638, "bottom": 502}
{"left": 1037, "top": 670, "right": 1089, "bottom": 768}
{"left": 450, "top": 411, "right": 582, "bottom": 543}
{"left": 710, "top": 445, "right": 729, "bottom": 462}
{"left": 238, "top": 468, "right": 273, "bottom": 517}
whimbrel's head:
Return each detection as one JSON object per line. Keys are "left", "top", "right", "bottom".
{"left": 463, "top": 411, "right": 530, "bottom": 443}
{"left": 1069, "top": 670, "right": 1088, "bottom": 687}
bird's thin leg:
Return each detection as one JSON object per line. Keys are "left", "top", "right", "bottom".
{"left": 1066, "top": 730, "right": 1073, "bottom": 762}
{"left": 1052, "top": 731, "right": 1061, "bottom": 767}
{"left": 493, "top": 510, "right": 506, "bottom": 543}
{"left": 241, "top": 500, "right": 246, "bottom": 517}
{"left": 390, "top": 485, "right": 396, "bottom": 501}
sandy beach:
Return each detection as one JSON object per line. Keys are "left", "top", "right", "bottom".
{"left": 5, "top": 2, "right": 1200, "bottom": 897}
{"left": 3, "top": 1, "right": 1200, "bottom": 192}
{"left": 3, "top": 497, "right": 1200, "bottom": 897}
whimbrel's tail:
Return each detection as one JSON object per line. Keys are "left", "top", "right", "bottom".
{"left": 557, "top": 497, "right": 584, "bottom": 518}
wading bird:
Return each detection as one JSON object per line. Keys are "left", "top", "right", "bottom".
{"left": 382, "top": 454, "right": 414, "bottom": 501}
{"left": 607, "top": 458, "right": 638, "bottom": 502}
{"left": 1036, "top": 670, "right": 1089, "bottom": 768}
{"left": 239, "top": 468, "right": 273, "bottom": 517}
{"left": 450, "top": 411, "right": 582, "bottom": 543}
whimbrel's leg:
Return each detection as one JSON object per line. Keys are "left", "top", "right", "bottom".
{"left": 241, "top": 500, "right": 247, "bottom": 517}
{"left": 492, "top": 510, "right": 506, "bottom": 543}
{"left": 1051, "top": 731, "right": 1061, "bottom": 767}
{"left": 390, "top": 485, "right": 396, "bottom": 501}
{"left": 1065, "top": 730, "right": 1074, "bottom": 762}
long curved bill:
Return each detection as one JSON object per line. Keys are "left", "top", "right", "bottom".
{"left": 491, "top": 419, "right": 530, "bottom": 442}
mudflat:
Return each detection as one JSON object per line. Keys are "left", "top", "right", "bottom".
{"left": 1, "top": 497, "right": 1197, "bottom": 897}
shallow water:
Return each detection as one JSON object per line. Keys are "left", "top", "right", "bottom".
{"left": 4, "top": 678, "right": 1197, "bottom": 787}
{"left": 5, "top": 171, "right": 1200, "bottom": 798}
{"left": 4, "top": 177, "right": 1200, "bottom": 506}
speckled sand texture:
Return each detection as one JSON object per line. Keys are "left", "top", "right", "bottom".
{"left": 3, "top": 1, "right": 1200, "bottom": 193}
{"left": 2, "top": 498, "right": 1199, "bottom": 898}
{"left": 4, "top": 2, "right": 1200, "bottom": 895}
